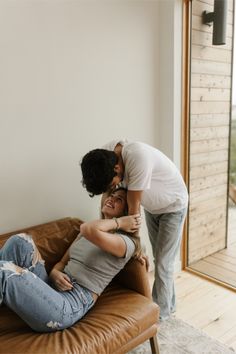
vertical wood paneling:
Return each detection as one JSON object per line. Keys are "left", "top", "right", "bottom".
{"left": 188, "top": 0, "right": 233, "bottom": 264}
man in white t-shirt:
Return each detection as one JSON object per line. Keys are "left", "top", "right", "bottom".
{"left": 81, "top": 139, "right": 188, "bottom": 320}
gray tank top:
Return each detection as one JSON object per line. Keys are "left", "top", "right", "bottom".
{"left": 64, "top": 234, "right": 135, "bottom": 295}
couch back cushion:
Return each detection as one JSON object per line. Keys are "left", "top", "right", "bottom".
{"left": 0, "top": 217, "right": 83, "bottom": 272}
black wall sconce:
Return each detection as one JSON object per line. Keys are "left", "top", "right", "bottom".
{"left": 202, "top": 0, "right": 228, "bottom": 45}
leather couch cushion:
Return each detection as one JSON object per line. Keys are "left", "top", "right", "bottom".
{"left": 0, "top": 286, "right": 158, "bottom": 354}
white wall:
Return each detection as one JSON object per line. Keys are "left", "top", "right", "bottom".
{"left": 158, "top": 0, "right": 183, "bottom": 271}
{"left": 0, "top": 0, "right": 183, "bottom": 269}
{"left": 158, "top": 0, "right": 182, "bottom": 169}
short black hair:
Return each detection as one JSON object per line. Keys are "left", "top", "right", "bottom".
{"left": 81, "top": 149, "right": 118, "bottom": 197}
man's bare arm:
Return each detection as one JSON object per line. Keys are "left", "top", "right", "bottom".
{"left": 127, "top": 190, "right": 143, "bottom": 215}
{"left": 127, "top": 190, "right": 149, "bottom": 270}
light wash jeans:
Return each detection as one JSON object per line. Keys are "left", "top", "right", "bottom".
{"left": 144, "top": 207, "right": 187, "bottom": 320}
{"left": 0, "top": 234, "right": 94, "bottom": 332}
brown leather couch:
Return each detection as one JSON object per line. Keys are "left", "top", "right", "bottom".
{"left": 0, "top": 217, "right": 159, "bottom": 354}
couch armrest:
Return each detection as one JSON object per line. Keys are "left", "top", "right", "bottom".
{"left": 113, "top": 258, "right": 152, "bottom": 299}
{"left": 0, "top": 217, "right": 84, "bottom": 273}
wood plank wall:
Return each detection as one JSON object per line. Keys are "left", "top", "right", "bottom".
{"left": 188, "top": 0, "right": 234, "bottom": 264}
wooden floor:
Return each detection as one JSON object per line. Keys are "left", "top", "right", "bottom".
{"left": 175, "top": 271, "right": 236, "bottom": 351}
{"left": 190, "top": 244, "right": 236, "bottom": 287}
{"left": 149, "top": 270, "right": 236, "bottom": 351}
{"left": 148, "top": 205, "right": 236, "bottom": 351}
{"left": 190, "top": 205, "right": 236, "bottom": 288}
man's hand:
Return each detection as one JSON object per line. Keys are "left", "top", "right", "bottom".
{"left": 135, "top": 253, "right": 150, "bottom": 271}
{"left": 50, "top": 269, "right": 73, "bottom": 291}
{"left": 118, "top": 214, "right": 142, "bottom": 233}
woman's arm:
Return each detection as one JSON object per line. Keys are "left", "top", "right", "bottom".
{"left": 49, "top": 250, "right": 73, "bottom": 291}
{"left": 80, "top": 215, "right": 141, "bottom": 258}
{"left": 52, "top": 248, "right": 70, "bottom": 272}
{"left": 49, "top": 234, "right": 82, "bottom": 291}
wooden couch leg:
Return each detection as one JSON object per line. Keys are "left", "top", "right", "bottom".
{"left": 149, "top": 335, "right": 160, "bottom": 354}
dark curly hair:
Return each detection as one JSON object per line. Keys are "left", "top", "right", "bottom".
{"left": 81, "top": 149, "right": 118, "bottom": 197}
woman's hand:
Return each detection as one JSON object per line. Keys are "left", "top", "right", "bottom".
{"left": 49, "top": 269, "right": 73, "bottom": 292}
{"left": 117, "top": 214, "right": 141, "bottom": 233}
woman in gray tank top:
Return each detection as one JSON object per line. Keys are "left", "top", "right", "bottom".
{"left": 0, "top": 188, "right": 141, "bottom": 332}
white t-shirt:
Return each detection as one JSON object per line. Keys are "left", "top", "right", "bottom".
{"left": 103, "top": 139, "right": 188, "bottom": 214}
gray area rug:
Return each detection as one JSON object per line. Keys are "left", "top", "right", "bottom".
{"left": 129, "top": 316, "right": 235, "bottom": 354}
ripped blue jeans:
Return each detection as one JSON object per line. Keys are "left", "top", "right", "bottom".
{"left": 0, "top": 234, "right": 94, "bottom": 332}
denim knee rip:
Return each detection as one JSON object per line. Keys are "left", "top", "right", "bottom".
{"left": 16, "top": 233, "right": 45, "bottom": 268}
{"left": 0, "top": 261, "right": 28, "bottom": 277}
{"left": 46, "top": 321, "right": 62, "bottom": 329}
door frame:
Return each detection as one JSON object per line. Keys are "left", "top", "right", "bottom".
{"left": 181, "top": 0, "right": 236, "bottom": 292}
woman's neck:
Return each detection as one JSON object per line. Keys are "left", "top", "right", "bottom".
{"left": 103, "top": 214, "right": 112, "bottom": 220}
{"left": 103, "top": 214, "right": 121, "bottom": 220}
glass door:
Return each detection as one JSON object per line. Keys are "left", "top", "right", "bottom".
{"left": 184, "top": 0, "right": 236, "bottom": 289}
